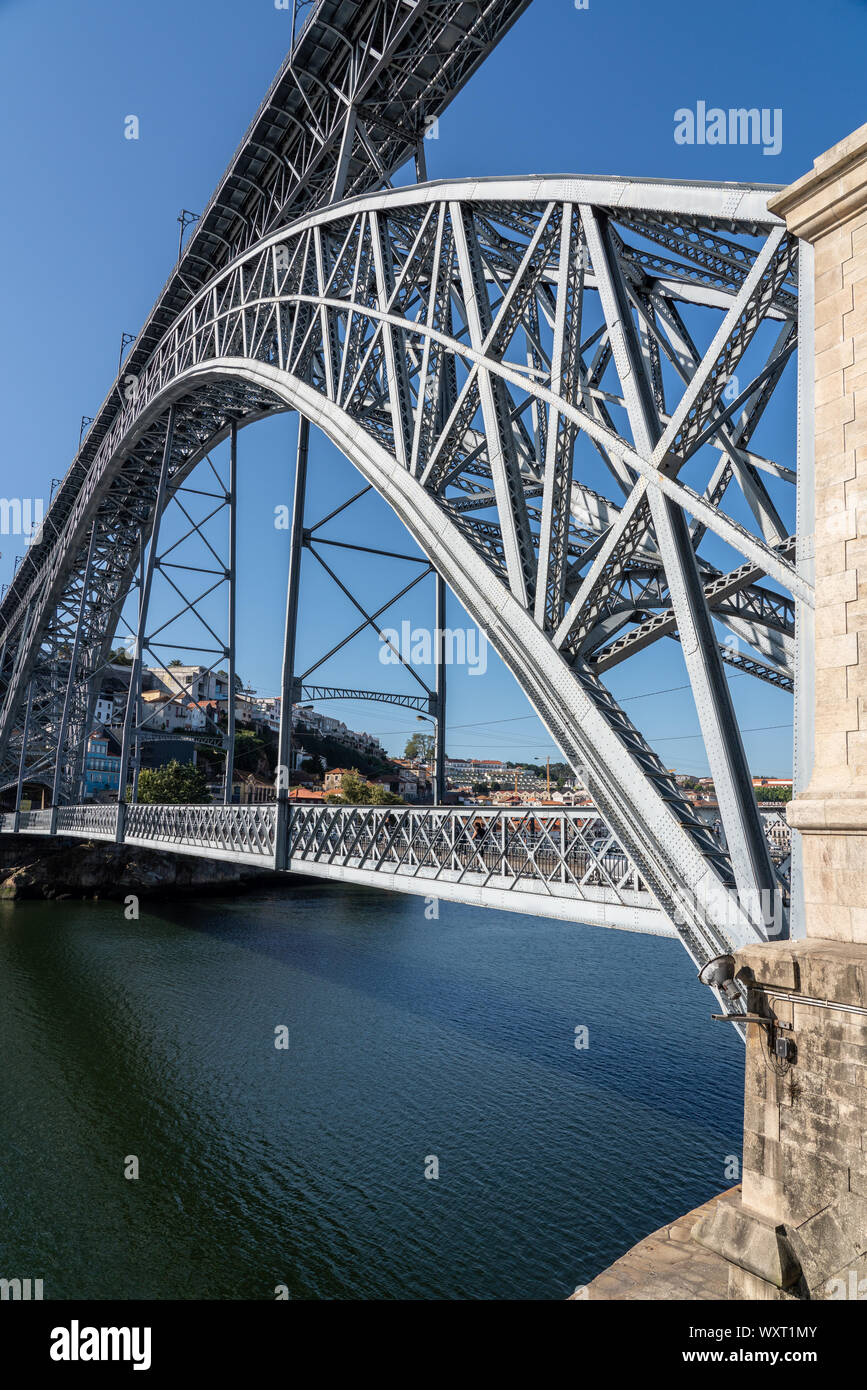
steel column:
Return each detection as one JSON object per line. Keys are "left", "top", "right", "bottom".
{"left": 583, "top": 207, "right": 781, "bottom": 935}
{"left": 275, "top": 415, "right": 310, "bottom": 870}
{"left": 434, "top": 572, "right": 446, "bottom": 806}
{"left": 224, "top": 422, "right": 238, "bottom": 805}
{"left": 331, "top": 105, "right": 358, "bottom": 202}
{"left": 13, "top": 679, "right": 34, "bottom": 826}
{"left": 116, "top": 406, "right": 176, "bottom": 823}
{"left": 50, "top": 521, "right": 98, "bottom": 810}
{"left": 130, "top": 549, "right": 146, "bottom": 805}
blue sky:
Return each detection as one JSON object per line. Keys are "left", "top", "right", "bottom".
{"left": 1, "top": 0, "right": 863, "bottom": 773}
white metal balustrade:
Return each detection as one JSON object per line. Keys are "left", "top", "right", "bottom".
{"left": 0, "top": 800, "right": 670, "bottom": 933}
{"left": 56, "top": 805, "right": 121, "bottom": 839}
{"left": 284, "top": 803, "right": 668, "bottom": 933}
{"left": 16, "top": 809, "right": 53, "bottom": 834}
{"left": 288, "top": 805, "right": 639, "bottom": 890}
{"left": 124, "top": 804, "right": 276, "bottom": 858}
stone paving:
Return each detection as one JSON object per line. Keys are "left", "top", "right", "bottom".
{"left": 571, "top": 1189, "right": 737, "bottom": 1300}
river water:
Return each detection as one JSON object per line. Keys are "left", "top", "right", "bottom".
{"left": 0, "top": 883, "right": 743, "bottom": 1300}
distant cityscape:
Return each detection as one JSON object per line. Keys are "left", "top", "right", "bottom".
{"left": 73, "top": 657, "right": 792, "bottom": 860}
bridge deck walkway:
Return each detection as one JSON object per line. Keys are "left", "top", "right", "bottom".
{"left": 0, "top": 803, "right": 672, "bottom": 936}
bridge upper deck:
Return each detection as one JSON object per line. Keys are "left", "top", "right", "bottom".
{"left": 0, "top": 0, "right": 533, "bottom": 644}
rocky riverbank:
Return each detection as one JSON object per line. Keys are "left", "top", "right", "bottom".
{"left": 0, "top": 835, "right": 280, "bottom": 901}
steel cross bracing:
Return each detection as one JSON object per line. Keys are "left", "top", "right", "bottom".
{"left": 0, "top": 176, "right": 811, "bottom": 972}
{"left": 285, "top": 465, "right": 448, "bottom": 802}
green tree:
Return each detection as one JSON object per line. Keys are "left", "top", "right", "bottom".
{"left": 329, "top": 769, "right": 371, "bottom": 804}
{"left": 754, "top": 784, "right": 792, "bottom": 803}
{"left": 130, "top": 760, "right": 210, "bottom": 805}
{"left": 404, "top": 731, "right": 434, "bottom": 760}
{"left": 233, "top": 727, "right": 267, "bottom": 773}
{"left": 369, "top": 781, "right": 402, "bottom": 805}
{"left": 326, "top": 769, "right": 402, "bottom": 805}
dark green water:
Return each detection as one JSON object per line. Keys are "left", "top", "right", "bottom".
{"left": 0, "top": 884, "right": 743, "bottom": 1300}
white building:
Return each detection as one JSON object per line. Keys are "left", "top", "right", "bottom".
{"left": 92, "top": 665, "right": 135, "bottom": 727}
{"left": 147, "top": 665, "right": 231, "bottom": 706}
{"left": 236, "top": 692, "right": 281, "bottom": 732}
{"left": 292, "top": 704, "right": 385, "bottom": 758}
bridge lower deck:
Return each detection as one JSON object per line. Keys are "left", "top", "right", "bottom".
{"left": 1, "top": 803, "right": 671, "bottom": 936}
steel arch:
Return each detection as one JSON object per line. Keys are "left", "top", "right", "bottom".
{"left": 0, "top": 176, "right": 810, "bottom": 967}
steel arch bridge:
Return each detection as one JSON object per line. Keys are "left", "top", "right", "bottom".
{"left": 0, "top": 1, "right": 812, "bottom": 979}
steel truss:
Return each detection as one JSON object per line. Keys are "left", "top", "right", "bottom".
{"left": 2, "top": 0, "right": 532, "bottom": 664}
{"left": 299, "top": 685, "right": 433, "bottom": 712}
{"left": 0, "top": 173, "right": 810, "bottom": 971}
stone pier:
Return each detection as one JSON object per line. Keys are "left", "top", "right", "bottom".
{"left": 697, "top": 123, "right": 867, "bottom": 1301}
{"left": 579, "top": 123, "right": 867, "bottom": 1301}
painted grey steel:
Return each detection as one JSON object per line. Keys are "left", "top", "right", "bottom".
{"left": 13, "top": 680, "right": 34, "bottom": 824}
{"left": 434, "top": 572, "right": 446, "bottom": 805}
{"left": 578, "top": 207, "right": 781, "bottom": 937}
{"left": 299, "top": 685, "right": 433, "bottom": 712}
{"left": 223, "top": 423, "right": 238, "bottom": 804}
{"left": 50, "top": 522, "right": 98, "bottom": 812}
{"left": 115, "top": 406, "right": 176, "bottom": 814}
{"left": 130, "top": 551, "right": 146, "bottom": 806}
{"left": 275, "top": 416, "right": 310, "bottom": 870}
{"left": 2, "top": 799, "right": 668, "bottom": 934}
{"left": 0, "top": 177, "right": 809, "bottom": 973}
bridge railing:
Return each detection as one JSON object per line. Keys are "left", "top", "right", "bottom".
{"left": 17, "top": 809, "right": 53, "bottom": 834}
{"left": 56, "top": 805, "right": 121, "bottom": 840}
{"left": 0, "top": 801, "right": 650, "bottom": 907}
{"left": 287, "top": 804, "right": 646, "bottom": 901}
{"left": 125, "top": 803, "right": 276, "bottom": 857}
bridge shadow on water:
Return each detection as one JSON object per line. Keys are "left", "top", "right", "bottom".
{"left": 167, "top": 883, "right": 743, "bottom": 1096}
{"left": 0, "top": 885, "right": 744, "bottom": 1299}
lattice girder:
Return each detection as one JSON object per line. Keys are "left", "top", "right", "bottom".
{"left": 0, "top": 176, "right": 812, "bottom": 967}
